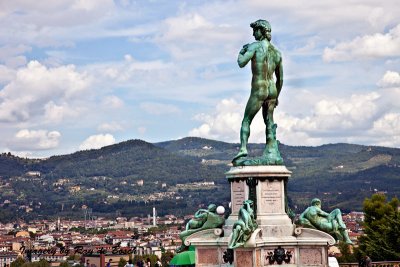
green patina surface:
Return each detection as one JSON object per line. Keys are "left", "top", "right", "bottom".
{"left": 176, "top": 204, "right": 224, "bottom": 253}
{"left": 233, "top": 19, "right": 284, "bottom": 167}
{"left": 297, "top": 198, "right": 353, "bottom": 244}
{"left": 228, "top": 199, "right": 258, "bottom": 249}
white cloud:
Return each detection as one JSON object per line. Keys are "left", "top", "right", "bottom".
{"left": 190, "top": 89, "right": 400, "bottom": 147}
{"left": 372, "top": 113, "right": 400, "bottom": 135}
{"left": 370, "top": 113, "right": 400, "bottom": 146}
{"left": 0, "top": 44, "right": 31, "bottom": 67}
{"left": 0, "top": 64, "right": 16, "bottom": 84}
{"left": 157, "top": 13, "right": 239, "bottom": 63}
{"left": 72, "top": 0, "right": 105, "bottom": 11}
{"left": 140, "top": 102, "right": 181, "bottom": 115}
{"left": 0, "top": 60, "right": 91, "bottom": 123}
{"left": 295, "top": 93, "right": 381, "bottom": 134}
{"left": 10, "top": 129, "right": 61, "bottom": 150}
{"left": 0, "top": 0, "right": 116, "bottom": 47}
{"left": 102, "top": 95, "right": 124, "bottom": 108}
{"left": 97, "top": 122, "right": 123, "bottom": 132}
{"left": 188, "top": 98, "right": 327, "bottom": 146}
{"left": 87, "top": 55, "right": 174, "bottom": 89}
{"left": 44, "top": 101, "right": 81, "bottom": 123}
{"left": 323, "top": 24, "right": 400, "bottom": 62}
{"left": 162, "top": 13, "right": 213, "bottom": 41}
{"left": 189, "top": 98, "right": 246, "bottom": 141}
{"left": 79, "top": 134, "right": 116, "bottom": 150}
{"left": 272, "top": 113, "right": 324, "bottom": 146}
{"left": 0, "top": 0, "right": 399, "bottom": 157}
{"left": 378, "top": 70, "right": 400, "bottom": 87}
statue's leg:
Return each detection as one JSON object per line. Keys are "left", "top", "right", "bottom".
{"left": 228, "top": 229, "right": 236, "bottom": 248}
{"left": 228, "top": 225, "right": 241, "bottom": 249}
{"left": 340, "top": 229, "right": 353, "bottom": 244}
{"left": 262, "top": 99, "right": 277, "bottom": 142}
{"left": 330, "top": 209, "right": 346, "bottom": 229}
{"left": 233, "top": 95, "right": 263, "bottom": 160}
{"left": 261, "top": 98, "right": 282, "bottom": 164}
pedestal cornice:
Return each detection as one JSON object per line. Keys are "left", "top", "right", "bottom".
{"left": 225, "top": 165, "right": 292, "bottom": 179}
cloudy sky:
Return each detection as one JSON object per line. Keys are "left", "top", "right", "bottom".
{"left": 0, "top": 0, "right": 399, "bottom": 158}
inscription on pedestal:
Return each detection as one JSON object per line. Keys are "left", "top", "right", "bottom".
{"left": 232, "top": 181, "right": 246, "bottom": 213}
{"left": 299, "top": 248, "right": 322, "bottom": 265}
{"left": 260, "top": 180, "right": 282, "bottom": 213}
{"left": 197, "top": 248, "right": 219, "bottom": 265}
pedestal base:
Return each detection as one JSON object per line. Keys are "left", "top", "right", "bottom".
{"left": 185, "top": 166, "right": 335, "bottom": 267}
{"left": 187, "top": 228, "right": 335, "bottom": 267}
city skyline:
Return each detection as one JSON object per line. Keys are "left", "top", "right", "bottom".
{"left": 0, "top": 0, "right": 399, "bottom": 158}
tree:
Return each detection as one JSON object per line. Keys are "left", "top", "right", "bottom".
{"left": 118, "top": 257, "right": 127, "bottom": 267}
{"left": 11, "top": 257, "right": 26, "bottom": 267}
{"left": 359, "top": 194, "right": 400, "bottom": 261}
{"left": 161, "top": 251, "right": 174, "bottom": 267}
{"left": 21, "top": 259, "right": 50, "bottom": 267}
{"left": 336, "top": 243, "right": 358, "bottom": 263}
{"left": 67, "top": 255, "right": 81, "bottom": 261}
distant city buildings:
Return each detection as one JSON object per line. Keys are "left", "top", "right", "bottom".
{"left": 0, "top": 213, "right": 186, "bottom": 267}
{"left": 0, "top": 210, "right": 366, "bottom": 266}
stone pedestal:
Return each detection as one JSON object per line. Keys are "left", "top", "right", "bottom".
{"left": 225, "top": 166, "right": 294, "bottom": 238}
{"left": 187, "top": 166, "right": 336, "bottom": 267}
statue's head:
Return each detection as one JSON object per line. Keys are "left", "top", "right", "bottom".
{"left": 311, "top": 198, "right": 321, "bottom": 206}
{"left": 250, "top": 19, "right": 271, "bottom": 41}
{"left": 208, "top": 204, "right": 217, "bottom": 212}
{"left": 243, "top": 199, "right": 254, "bottom": 206}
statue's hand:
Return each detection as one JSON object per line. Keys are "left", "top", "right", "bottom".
{"left": 240, "top": 44, "right": 249, "bottom": 55}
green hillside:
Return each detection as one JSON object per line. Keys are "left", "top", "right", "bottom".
{"left": 36, "top": 139, "right": 219, "bottom": 184}
{"left": 156, "top": 138, "right": 400, "bottom": 210}
{"left": 0, "top": 137, "right": 399, "bottom": 222}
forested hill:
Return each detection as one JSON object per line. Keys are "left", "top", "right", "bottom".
{"left": 156, "top": 138, "right": 400, "bottom": 209}
{"left": 0, "top": 137, "right": 399, "bottom": 222}
{"left": 36, "top": 139, "right": 219, "bottom": 184}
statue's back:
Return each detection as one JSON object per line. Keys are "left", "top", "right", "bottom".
{"left": 267, "top": 44, "right": 281, "bottom": 79}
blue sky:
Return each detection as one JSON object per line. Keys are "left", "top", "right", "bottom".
{"left": 0, "top": 0, "right": 399, "bottom": 157}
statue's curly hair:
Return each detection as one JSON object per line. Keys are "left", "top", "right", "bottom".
{"left": 243, "top": 199, "right": 254, "bottom": 205}
{"left": 311, "top": 198, "right": 321, "bottom": 206}
{"left": 207, "top": 204, "right": 217, "bottom": 212}
{"left": 250, "top": 19, "right": 271, "bottom": 38}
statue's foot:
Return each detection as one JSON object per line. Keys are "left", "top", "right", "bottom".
{"left": 262, "top": 143, "right": 283, "bottom": 165}
{"left": 228, "top": 242, "right": 244, "bottom": 249}
{"left": 233, "top": 149, "right": 248, "bottom": 162}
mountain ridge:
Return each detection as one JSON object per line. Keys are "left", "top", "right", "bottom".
{"left": 0, "top": 137, "right": 399, "bottom": 222}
